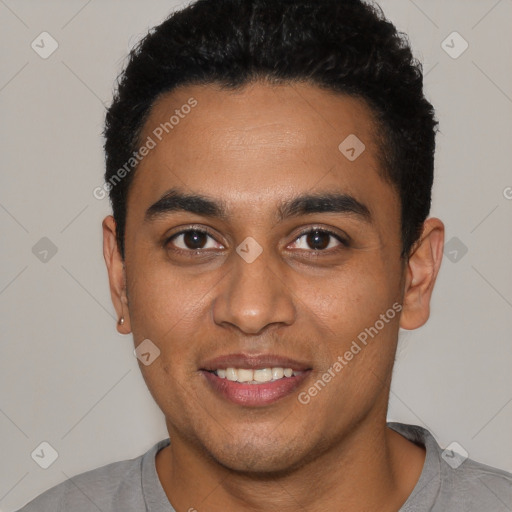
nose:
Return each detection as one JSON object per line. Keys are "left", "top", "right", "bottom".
{"left": 212, "top": 247, "right": 296, "bottom": 335}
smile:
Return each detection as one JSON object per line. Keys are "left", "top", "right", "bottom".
{"left": 201, "top": 368, "right": 311, "bottom": 406}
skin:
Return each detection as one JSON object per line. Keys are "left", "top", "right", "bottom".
{"left": 103, "top": 81, "right": 444, "bottom": 512}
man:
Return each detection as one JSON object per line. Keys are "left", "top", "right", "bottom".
{"left": 17, "top": 0, "right": 512, "bottom": 510}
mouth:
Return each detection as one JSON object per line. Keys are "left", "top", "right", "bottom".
{"left": 200, "top": 353, "right": 312, "bottom": 406}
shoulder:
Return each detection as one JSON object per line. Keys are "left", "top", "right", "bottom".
{"left": 15, "top": 457, "right": 143, "bottom": 512}
{"left": 439, "top": 455, "right": 512, "bottom": 510}
{"left": 389, "top": 422, "right": 512, "bottom": 512}
{"left": 15, "top": 440, "right": 168, "bottom": 512}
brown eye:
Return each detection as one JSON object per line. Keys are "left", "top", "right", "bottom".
{"left": 167, "top": 229, "right": 223, "bottom": 251}
{"left": 182, "top": 230, "right": 208, "bottom": 250}
{"left": 305, "top": 230, "right": 331, "bottom": 250}
{"left": 289, "top": 228, "right": 347, "bottom": 252}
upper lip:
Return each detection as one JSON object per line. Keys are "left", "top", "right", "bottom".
{"left": 200, "top": 353, "right": 311, "bottom": 371}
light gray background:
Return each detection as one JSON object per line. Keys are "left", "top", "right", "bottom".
{"left": 1, "top": 0, "right": 511, "bottom": 510}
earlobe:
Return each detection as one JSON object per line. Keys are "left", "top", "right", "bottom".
{"left": 399, "top": 218, "right": 444, "bottom": 330}
{"left": 102, "top": 215, "right": 132, "bottom": 334}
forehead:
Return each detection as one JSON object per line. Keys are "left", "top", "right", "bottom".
{"left": 128, "top": 81, "right": 397, "bottom": 221}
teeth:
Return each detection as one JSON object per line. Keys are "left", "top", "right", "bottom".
{"left": 272, "top": 367, "right": 284, "bottom": 380}
{"left": 237, "top": 369, "right": 253, "bottom": 383}
{"left": 226, "top": 368, "right": 237, "bottom": 381}
{"left": 213, "top": 367, "right": 299, "bottom": 383}
{"left": 254, "top": 368, "right": 273, "bottom": 382}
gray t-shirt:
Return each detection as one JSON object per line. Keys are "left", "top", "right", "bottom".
{"left": 15, "top": 422, "right": 512, "bottom": 511}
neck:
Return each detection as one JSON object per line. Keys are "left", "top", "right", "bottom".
{"left": 156, "top": 413, "right": 425, "bottom": 512}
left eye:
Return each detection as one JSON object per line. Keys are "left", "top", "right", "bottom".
{"left": 289, "top": 229, "right": 346, "bottom": 251}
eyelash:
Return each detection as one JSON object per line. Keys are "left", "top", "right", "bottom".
{"left": 164, "top": 226, "right": 349, "bottom": 257}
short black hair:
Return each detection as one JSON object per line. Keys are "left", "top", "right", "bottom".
{"left": 104, "top": 0, "right": 438, "bottom": 259}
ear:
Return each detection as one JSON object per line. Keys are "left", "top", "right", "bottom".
{"left": 400, "top": 217, "right": 445, "bottom": 330}
{"left": 102, "top": 215, "right": 131, "bottom": 334}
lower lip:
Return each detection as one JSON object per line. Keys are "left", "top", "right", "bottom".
{"left": 201, "top": 370, "right": 311, "bottom": 407}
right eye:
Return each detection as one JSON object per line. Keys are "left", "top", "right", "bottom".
{"left": 165, "top": 228, "right": 224, "bottom": 253}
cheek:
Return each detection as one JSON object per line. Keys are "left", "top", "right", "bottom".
{"left": 296, "top": 264, "right": 401, "bottom": 411}
{"left": 125, "top": 249, "right": 203, "bottom": 333}
{"left": 126, "top": 265, "right": 207, "bottom": 410}
{"left": 298, "top": 256, "right": 401, "bottom": 342}
{"left": 125, "top": 254, "right": 222, "bottom": 375}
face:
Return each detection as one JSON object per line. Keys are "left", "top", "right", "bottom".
{"left": 107, "top": 81, "right": 417, "bottom": 473}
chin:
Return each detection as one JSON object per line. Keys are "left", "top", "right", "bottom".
{"left": 207, "top": 439, "right": 309, "bottom": 476}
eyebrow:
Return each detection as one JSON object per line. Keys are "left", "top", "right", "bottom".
{"left": 145, "top": 187, "right": 372, "bottom": 223}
